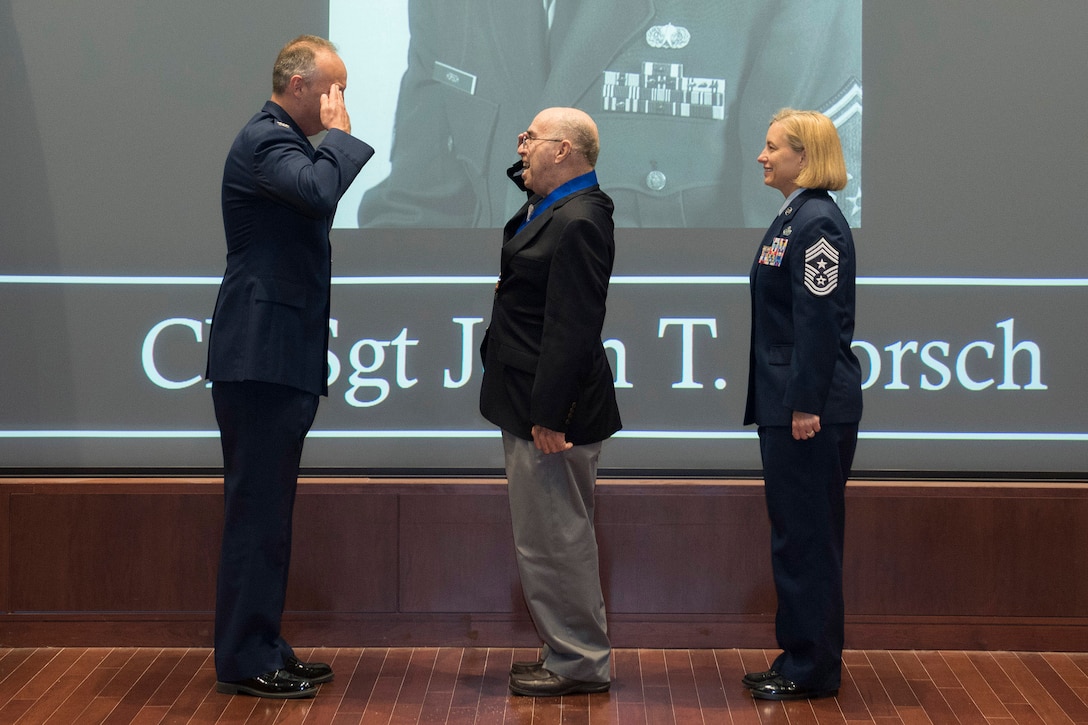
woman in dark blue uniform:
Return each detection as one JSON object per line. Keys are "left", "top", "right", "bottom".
{"left": 742, "top": 109, "right": 863, "bottom": 700}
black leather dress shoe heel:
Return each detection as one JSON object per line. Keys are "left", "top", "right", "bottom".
{"left": 285, "top": 656, "right": 334, "bottom": 684}
{"left": 509, "top": 668, "right": 610, "bottom": 697}
{"left": 741, "top": 668, "right": 780, "bottom": 688}
{"left": 216, "top": 669, "right": 317, "bottom": 699}
{"left": 749, "top": 675, "right": 838, "bottom": 701}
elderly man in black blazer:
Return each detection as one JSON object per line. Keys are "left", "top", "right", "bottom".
{"left": 479, "top": 107, "right": 622, "bottom": 697}
{"left": 205, "top": 35, "right": 373, "bottom": 699}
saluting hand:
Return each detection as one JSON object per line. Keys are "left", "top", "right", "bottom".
{"left": 321, "top": 83, "right": 351, "bottom": 134}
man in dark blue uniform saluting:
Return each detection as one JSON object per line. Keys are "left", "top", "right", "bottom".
{"left": 206, "top": 35, "right": 374, "bottom": 699}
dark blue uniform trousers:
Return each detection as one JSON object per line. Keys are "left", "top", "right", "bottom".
{"left": 211, "top": 380, "right": 319, "bottom": 682}
{"left": 758, "top": 423, "right": 858, "bottom": 691}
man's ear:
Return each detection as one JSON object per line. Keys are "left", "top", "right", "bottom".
{"left": 289, "top": 74, "right": 306, "bottom": 97}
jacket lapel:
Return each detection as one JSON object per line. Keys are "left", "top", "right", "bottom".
{"left": 500, "top": 185, "right": 598, "bottom": 267}
{"left": 501, "top": 202, "right": 547, "bottom": 266}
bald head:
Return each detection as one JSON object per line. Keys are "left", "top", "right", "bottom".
{"left": 518, "top": 107, "right": 600, "bottom": 196}
{"left": 539, "top": 107, "right": 600, "bottom": 167}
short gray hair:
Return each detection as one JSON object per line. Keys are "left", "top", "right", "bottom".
{"left": 272, "top": 35, "right": 338, "bottom": 94}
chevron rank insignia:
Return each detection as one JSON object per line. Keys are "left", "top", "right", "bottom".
{"left": 804, "top": 238, "right": 840, "bottom": 296}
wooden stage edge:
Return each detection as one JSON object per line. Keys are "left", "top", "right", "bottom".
{"left": 2, "top": 476, "right": 1087, "bottom": 651}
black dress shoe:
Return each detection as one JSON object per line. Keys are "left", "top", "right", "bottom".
{"left": 509, "top": 668, "right": 610, "bottom": 697}
{"left": 216, "top": 669, "right": 317, "bottom": 699}
{"left": 749, "top": 675, "right": 838, "bottom": 701}
{"left": 509, "top": 659, "right": 544, "bottom": 676}
{"left": 285, "top": 656, "right": 334, "bottom": 683}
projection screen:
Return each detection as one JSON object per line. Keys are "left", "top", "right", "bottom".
{"left": 1, "top": 0, "right": 1085, "bottom": 476}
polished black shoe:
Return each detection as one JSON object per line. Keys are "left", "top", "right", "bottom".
{"left": 741, "top": 668, "right": 780, "bottom": 688}
{"left": 216, "top": 669, "right": 317, "bottom": 699}
{"left": 509, "top": 668, "right": 610, "bottom": 697}
{"left": 510, "top": 659, "right": 544, "bottom": 676}
{"left": 284, "top": 656, "right": 334, "bottom": 684}
{"left": 749, "top": 675, "right": 838, "bottom": 701}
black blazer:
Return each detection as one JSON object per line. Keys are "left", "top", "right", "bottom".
{"left": 744, "top": 189, "right": 863, "bottom": 426}
{"left": 206, "top": 101, "right": 374, "bottom": 396}
{"left": 479, "top": 184, "right": 622, "bottom": 444}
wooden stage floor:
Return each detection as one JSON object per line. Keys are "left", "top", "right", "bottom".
{"left": 2, "top": 646, "right": 1087, "bottom": 724}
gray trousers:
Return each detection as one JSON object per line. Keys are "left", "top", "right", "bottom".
{"left": 502, "top": 431, "right": 611, "bottom": 683}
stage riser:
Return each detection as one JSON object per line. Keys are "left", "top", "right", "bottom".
{"left": 2, "top": 479, "right": 1085, "bottom": 650}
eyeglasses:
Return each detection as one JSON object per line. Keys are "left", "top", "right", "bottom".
{"left": 518, "top": 131, "right": 564, "bottom": 148}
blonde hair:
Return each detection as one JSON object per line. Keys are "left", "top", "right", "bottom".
{"left": 770, "top": 108, "right": 847, "bottom": 191}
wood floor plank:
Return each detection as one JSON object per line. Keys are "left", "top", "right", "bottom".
{"left": 809, "top": 693, "right": 848, "bottom": 724}
{"left": 145, "top": 648, "right": 209, "bottom": 710}
{"left": 991, "top": 651, "right": 1076, "bottom": 725}
{"left": 0, "top": 699, "right": 36, "bottom": 724}
{"left": 4, "top": 648, "right": 81, "bottom": 701}
{"left": 1044, "top": 652, "right": 1088, "bottom": 692}
{"left": 612, "top": 647, "right": 644, "bottom": 707}
{"left": 780, "top": 698, "right": 820, "bottom": 724}
{"left": 97, "top": 648, "right": 161, "bottom": 701}
{"left": 936, "top": 684, "right": 987, "bottom": 725}
{"left": 0, "top": 648, "right": 35, "bottom": 685}
{"left": 892, "top": 704, "right": 932, "bottom": 724}
{"left": 688, "top": 648, "right": 727, "bottom": 714}
{"left": 937, "top": 651, "right": 1009, "bottom": 720}
{"left": 559, "top": 694, "right": 592, "bottom": 725}
{"left": 1072, "top": 653, "right": 1088, "bottom": 680}
{"left": 899, "top": 678, "right": 956, "bottom": 725}
{"left": 838, "top": 660, "right": 886, "bottom": 722}
{"left": 866, "top": 651, "right": 921, "bottom": 708}
{"left": 1002, "top": 702, "right": 1049, "bottom": 724}
{"left": 360, "top": 647, "right": 412, "bottom": 723}
{"left": 711, "top": 649, "right": 763, "bottom": 725}
{"left": 1018, "top": 651, "right": 1088, "bottom": 723}
{"left": 103, "top": 648, "right": 191, "bottom": 725}
{"left": 445, "top": 645, "right": 488, "bottom": 722}
{"left": 749, "top": 699, "right": 792, "bottom": 725}
{"left": 41, "top": 651, "right": 119, "bottom": 725}
{"left": 965, "top": 651, "right": 1026, "bottom": 708}
{"left": 160, "top": 653, "right": 218, "bottom": 724}
{"left": 531, "top": 696, "right": 566, "bottom": 725}
{"left": 588, "top": 690, "right": 620, "bottom": 725}
{"left": 662, "top": 649, "right": 701, "bottom": 723}
{"left": 470, "top": 648, "right": 511, "bottom": 723}
{"left": 13, "top": 648, "right": 106, "bottom": 725}
{"left": 500, "top": 683, "right": 533, "bottom": 725}
{"left": 915, "top": 650, "right": 959, "bottom": 688}
{"left": 329, "top": 647, "right": 381, "bottom": 717}
{"left": 74, "top": 697, "right": 123, "bottom": 725}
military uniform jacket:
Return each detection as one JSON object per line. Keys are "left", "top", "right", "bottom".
{"left": 744, "top": 189, "right": 863, "bottom": 426}
{"left": 206, "top": 101, "right": 375, "bottom": 396}
{"left": 359, "top": 0, "right": 861, "bottom": 228}
{"left": 479, "top": 185, "right": 622, "bottom": 444}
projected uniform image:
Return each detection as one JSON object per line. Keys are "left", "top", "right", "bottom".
{"left": 350, "top": 0, "right": 861, "bottom": 229}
